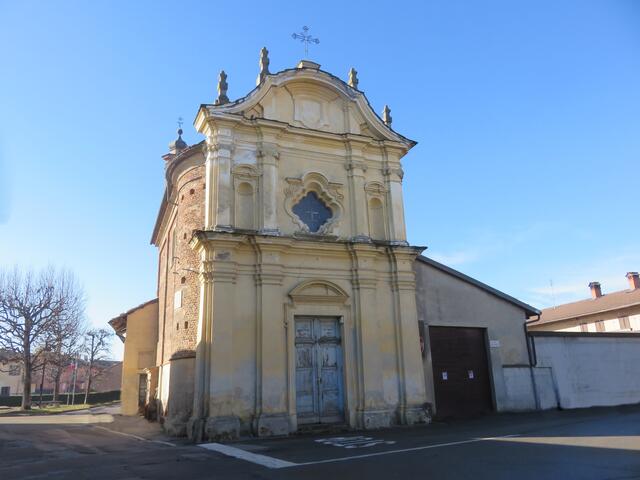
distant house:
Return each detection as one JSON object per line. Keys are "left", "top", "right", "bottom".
{"left": 0, "top": 350, "right": 32, "bottom": 396}
{"left": 45, "top": 359, "right": 122, "bottom": 395}
{"left": 528, "top": 272, "right": 640, "bottom": 332}
{"left": 91, "top": 361, "right": 123, "bottom": 392}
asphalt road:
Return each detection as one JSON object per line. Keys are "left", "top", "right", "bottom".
{"left": 1, "top": 404, "right": 640, "bottom": 479}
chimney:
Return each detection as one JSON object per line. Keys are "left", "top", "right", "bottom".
{"left": 627, "top": 272, "right": 640, "bottom": 290}
{"left": 589, "top": 281, "right": 602, "bottom": 299}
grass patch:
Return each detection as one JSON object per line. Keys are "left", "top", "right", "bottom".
{"left": 35, "top": 403, "right": 91, "bottom": 414}
{"left": 0, "top": 401, "right": 117, "bottom": 416}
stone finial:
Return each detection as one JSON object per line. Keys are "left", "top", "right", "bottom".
{"left": 382, "top": 105, "right": 392, "bottom": 126}
{"left": 257, "top": 47, "right": 270, "bottom": 85}
{"left": 348, "top": 68, "right": 359, "bottom": 89}
{"left": 215, "top": 70, "right": 229, "bottom": 105}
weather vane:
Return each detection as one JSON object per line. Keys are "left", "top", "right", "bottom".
{"left": 177, "top": 117, "right": 184, "bottom": 129}
{"left": 292, "top": 26, "right": 319, "bottom": 58}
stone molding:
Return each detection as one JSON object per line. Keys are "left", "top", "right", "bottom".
{"left": 364, "top": 181, "right": 389, "bottom": 195}
{"left": 231, "top": 163, "right": 262, "bottom": 179}
{"left": 288, "top": 279, "right": 350, "bottom": 305}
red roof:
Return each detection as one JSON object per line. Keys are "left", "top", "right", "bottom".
{"left": 529, "top": 288, "right": 640, "bottom": 325}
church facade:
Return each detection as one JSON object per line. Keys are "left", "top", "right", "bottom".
{"left": 151, "top": 56, "right": 429, "bottom": 440}
{"left": 110, "top": 52, "right": 554, "bottom": 441}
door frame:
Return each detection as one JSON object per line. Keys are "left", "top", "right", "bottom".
{"left": 294, "top": 316, "right": 345, "bottom": 425}
{"left": 137, "top": 372, "right": 148, "bottom": 409}
{"left": 427, "top": 325, "right": 495, "bottom": 418}
{"left": 285, "top": 280, "right": 353, "bottom": 431}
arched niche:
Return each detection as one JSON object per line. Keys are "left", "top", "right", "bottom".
{"left": 365, "top": 181, "right": 389, "bottom": 240}
{"left": 235, "top": 181, "right": 255, "bottom": 229}
{"left": 232, "top": 164, "right": 260, "bottom": 230}
{"left": 368, "top": 197, "right": 385, "bottom": 240}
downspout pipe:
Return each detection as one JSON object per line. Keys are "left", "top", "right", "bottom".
{"left": 524, "top": 317, "right": 540, "bottom": 410}
{"left": 525, "top": 318, "right": 538, "bottom": 367}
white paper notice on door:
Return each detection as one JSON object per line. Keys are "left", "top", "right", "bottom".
{"left": 442, "top": 371, "right": 448, "bottom": 380}
{"left": 468, "top": 370, "right": 474, "bottom": 379}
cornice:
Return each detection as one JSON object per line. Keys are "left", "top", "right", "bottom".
{"left": 196, "top": 112, "right": 411, "bottom": 154}
{"left": 189, "top": 229, "right": 426, "bottom": 258}
{"left": 195, "top": 65, "right": 416, "bottom": 151}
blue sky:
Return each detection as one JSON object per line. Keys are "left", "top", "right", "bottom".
{"left": 1, "top": 1, "right": 639, "bottom": 359}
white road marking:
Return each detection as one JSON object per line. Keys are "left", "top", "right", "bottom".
{"left": 315, "top": 436, "right": 396, "bottom": 448}
{"left": 198, "top": 434, "right": 520, "bottom": 469}
{"left": 93, "top": 425, "right": 176, "bottom": 447}
{"left": 296, "top": 434, "right": 521, "bottom": 466}
{"left": 199, "top": 442, "right": 298, "bottom": 469}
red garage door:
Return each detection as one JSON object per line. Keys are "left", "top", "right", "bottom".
{"left": 429, "top": 326, "right": 493, "bottom": 419}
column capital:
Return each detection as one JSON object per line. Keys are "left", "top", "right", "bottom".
{"left": 382, "top": 166, "right": 404, "bottom": 181}
{"left": 257, "top": 145, "right": 280, "bottom": 162}
{"left": 345, "top": 161, "right": 367, "bottom": 174}
{"left": 204, "top": 142, "right": 234, "bottom": 155}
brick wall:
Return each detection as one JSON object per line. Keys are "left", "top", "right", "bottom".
{"left": 157, "top": 165, "right": 205, "bottom": 364}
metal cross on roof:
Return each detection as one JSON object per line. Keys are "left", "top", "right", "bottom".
{"left": 292, "top": 26, "right": 320, "bottom": 58}
{"left": 177, "top": 117, "right": 184, "bottom": 129}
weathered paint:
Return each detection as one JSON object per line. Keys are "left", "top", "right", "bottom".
{"left": 532, "top": 333, "right": 640, "bottom": 409}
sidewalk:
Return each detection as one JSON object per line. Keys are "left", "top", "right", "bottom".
{"left": 0, "top": 401, "right": 176, "bottom": 445}
{"left": 80, "top": 402, "right": 187, "bottom": 445}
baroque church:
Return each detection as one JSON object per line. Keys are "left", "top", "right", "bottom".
{"left": 111, "top": 50, "right": 542, "bottom": 441}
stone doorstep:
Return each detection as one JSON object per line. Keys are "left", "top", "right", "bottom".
{"left": 295, "top": 423, "right": 351, "bottom": 436}
{"left": 223, "top": 423, "right": 351, "bottom": 443}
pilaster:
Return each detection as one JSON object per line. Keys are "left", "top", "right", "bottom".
{"left": 382, "top": 146, "right": 408, "bottom": 244}
{"left": 188, "top": 232, "right": 247, "bottom": 441}
{"left": 188, "top": 243, "right": 214, "bottom": 442}
{"left": 258, "top": 143, "right": 280, "bottom": 235}
{"left": 251, "top": 237, "right": 289, "bottom": 436}
{"left": 348, "top": 243, "right": 389, "bottom": 428}
{"left": 387, "top": 245, "right": 429, "bottom": 425}
{"left": 346, "top": 139, "right": 370, "bottom": 242}
{"left": 204, "top": 124, "right": 235, "bottom": 231}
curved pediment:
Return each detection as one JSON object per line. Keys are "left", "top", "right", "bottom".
{"left": 203, "top": 65, "right": 414, "bottom": 147}
{"left": 289, "top": 279, "right": 349, "bottom": 304}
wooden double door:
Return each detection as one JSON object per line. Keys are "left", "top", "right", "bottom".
{"left": 295, "top": 316, "right": 344, "bottom": 425}
{"left": 138, "top": 373, "right": 147, "bottom": 408}
{"left": 429, "top": 326, "right": 493, "bottom": 419}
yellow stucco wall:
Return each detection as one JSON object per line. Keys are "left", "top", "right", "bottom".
{"left": 183, "top": 63, "right": 428, "bottom": 440}
{"left": 189, "top": 233, "right": 426, "bottom": 438}
{"left": 120, "top": 300, "right": 159, "bottom": 415}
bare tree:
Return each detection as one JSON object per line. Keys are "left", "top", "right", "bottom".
{"left": 0, "top": 267, "right": 85, "bottom": 410}
{"left": 47, "top": 310, "right": 85, "bottom": 402}
{"left": 82, "top": 328, "right": 112, "bottom": 404}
